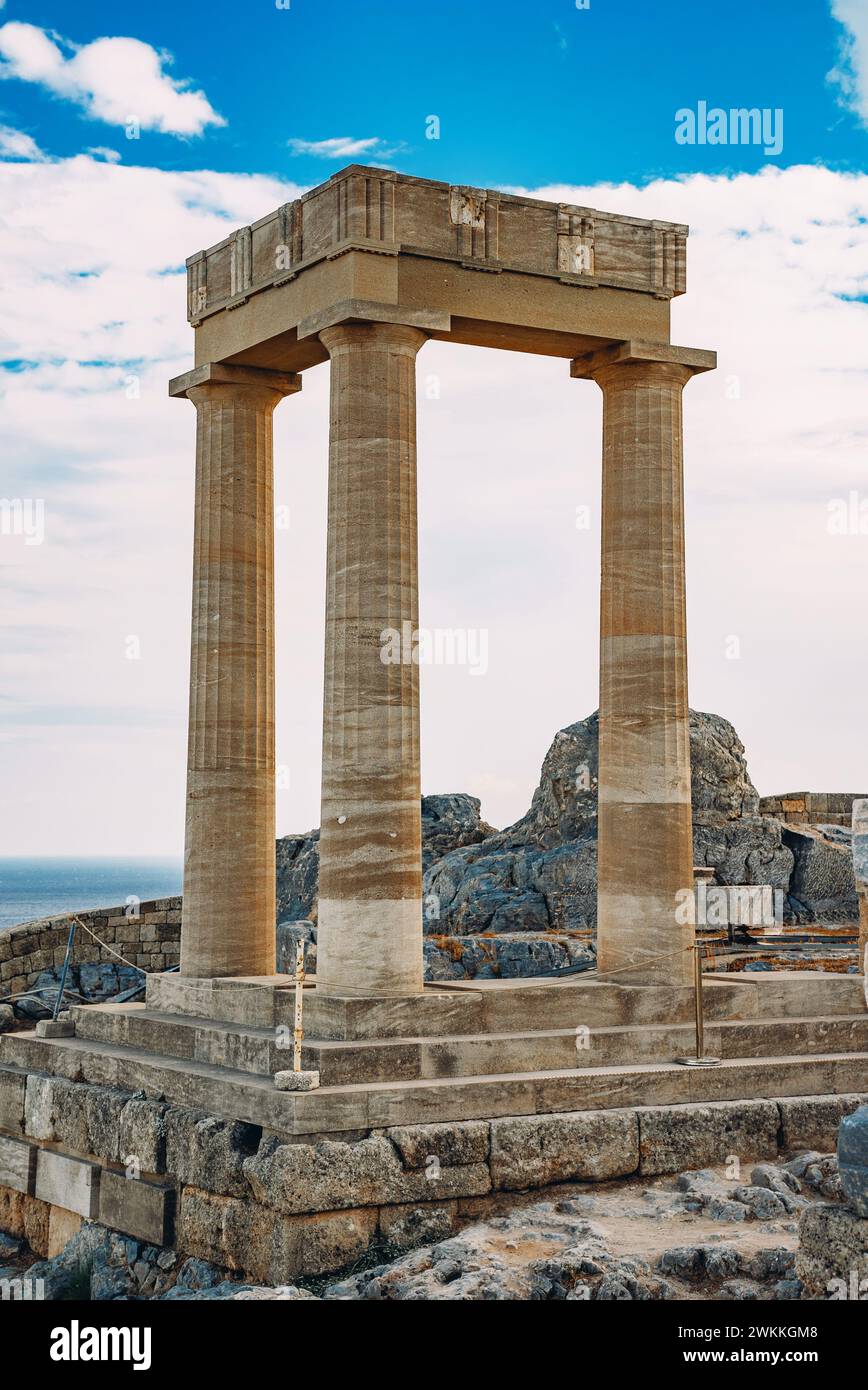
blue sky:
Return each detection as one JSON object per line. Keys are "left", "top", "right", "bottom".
{"left": 2, "top": 0, "right": 867, "bottom": 186}
{"left": 1, "top": 0, "right": 868, "bottom": 854}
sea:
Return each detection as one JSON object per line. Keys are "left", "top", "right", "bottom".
{"left": 0, "top": 858, "right": 184, "bottom": 932}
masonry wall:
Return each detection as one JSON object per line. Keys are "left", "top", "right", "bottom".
{"left": 760, "top": 793, "right": 867, "bottom": 828}
{"left": 1, "top": 1064, "right": 865, "bottom": 1284}
{"left": 0, "top": 899, "right": 182, "bottom": 1000}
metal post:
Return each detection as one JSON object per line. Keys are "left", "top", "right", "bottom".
{"left": 693, "top": 941, "right": 705, "bottom": 1058}
{"left": 293, "top": 939, "right": 305, "bottom": 1073}
{"left": 52, "top": 918, "right": 77, "bottom": 1021}
{"left": 675, "top": 941, "right": 721, "bottom": 1067}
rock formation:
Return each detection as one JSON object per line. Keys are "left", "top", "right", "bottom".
{"left": 276, "top": 793, "right": 494, "bottom": 926}
{"left": 274, "top": 709, "right": 860, "bottom": 980}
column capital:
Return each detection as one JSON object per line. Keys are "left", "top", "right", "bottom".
{"left": 570, "top": 339, "right": 716, "bottom": 382}
{"left": 297, "top": 297, "right": 450, "bottom": 343}
{"left": 318, "top": 321, "right": 429, "bottom": 357}
{"left": 168, "top": 361, "right": 302, "bottom": 400}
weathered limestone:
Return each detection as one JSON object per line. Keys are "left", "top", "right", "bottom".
{"left": 490, "top": 1110, "right": 639, "bottom": 1190}
{"left": 169, "top": 362, "right": 301, "bottom": 979}
{"left": 165, "top": 172, "right": 718, "bottom": 1005}
{"left": 98, "top": 1170, "right": 175, "bottom": 1246}
{"left": 242, "top": 1132, "right": 490, "bottom": 1214}
{"left": 571, "top": 342, "right": 716, "bottom": 986}
{"left": 177, "top": 1185, "right": 378, "bottom": 1284}
{"left": 0, "top": 1068, "right": 25, "bottom": 1133}
{"left": 4, "top": 1068, "right": 868, "bottom": 1283}
{"left": 0, "top": 1135, "right": 37, "bottom": 1194}
{"left": 778, "top": 1094, "right": 867, "bottom": 1154}
{"left": 0, "top": 1186, "right": 50, "bottom": 1257}
{"left": 637, "top": 1098, "right": 780, "bottom": 1176}
{"left": 796, "top": 1203, "right": 868, "bottom": 1298}
{"left": 46, "top": 1206, "right": 83, "bottom": 1258}
{"left": 34, "top": 1150, "right": 100, "bottom": 1218}
{"left": 852, "top": 797, "right": 868, "bottom": 975}
{"left": 315, "top": 323, "right": 427, "bottom": 998}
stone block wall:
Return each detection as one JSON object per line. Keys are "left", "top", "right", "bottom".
{"left": 0, "top": 900, "right": 182, "bottom": 1001}
{"left": 1, "top": 1063, "right": 865, "bottom": 1285}
{"left": 760, "top": 793, "right": 867, "bottom": 828}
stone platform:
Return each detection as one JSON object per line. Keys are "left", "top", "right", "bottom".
{"left": 1, "top": 971, "right": 866, "bottom": 1283}
{"left": 2, "top": 971, "right": 866, "bottom": 1140}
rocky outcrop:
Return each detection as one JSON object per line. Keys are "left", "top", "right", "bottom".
{"left": 424, "top": 709, "right": 797, "bottom": 943}
{"left": 782, "top": 826, "right": 859, "bottom": 923}
{"left": 276, "top": 793, "right": 494, "bottom": 925}
{"left": 273, "top": 709, "right": 859, "bottom": 979}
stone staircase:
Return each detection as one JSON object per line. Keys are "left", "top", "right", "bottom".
{"left": 1, "top": 970, "right": 866, "bottom": 1142}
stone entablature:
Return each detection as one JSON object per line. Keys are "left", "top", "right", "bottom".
{"left": 186, "top": 165, "right": 688, "bottom": 327}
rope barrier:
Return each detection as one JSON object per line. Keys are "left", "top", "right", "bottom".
{"left": 71, "top": 916, "right": 148, "bottom": 975}
{"left": 4, "top": 909, "right": 843, "bottom": 1016}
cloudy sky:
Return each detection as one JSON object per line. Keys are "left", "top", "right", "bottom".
{"left": 1, "top": 0, "right": 867, "bottom": 855}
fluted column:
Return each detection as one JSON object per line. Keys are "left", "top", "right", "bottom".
{"left": 316, "top": 322, "right": 427, "bottom": 997}
{"left": 572, "top": 341, "right": 715, "bottom": 986}
{"left": 169, "top": 362, "right": 301, "bottom": 978}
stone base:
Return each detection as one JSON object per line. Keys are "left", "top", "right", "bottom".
{"left": 36, "top": 1019, "right": 75, "bottom": 1039}
{"left": 2, "top": 967, "right": 867, "bottom": 1283}
{"left": 274, "top": 1070, "right": 320, "bottom": 1092}
{"left": 2, "top": 1088, "right": 867, "bottom": 1287}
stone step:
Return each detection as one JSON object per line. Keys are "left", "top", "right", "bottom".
{"left": 139, "top": 970, "right": 866, "bottom": 1037}
{"left": 69, "top": 1004, "right": 278, "bottom": 1075}
{"left": 462, "top": 972, "right": 867, "bottom": 1032}
{"left": 3, "top": 1028, "right": 868, "bottom": 1138}
{"left": 301, "top": 1014, "right": 868, "bottom": 1085}
{"left": 69, "top": 998, "right": 868, "bottom": 1085}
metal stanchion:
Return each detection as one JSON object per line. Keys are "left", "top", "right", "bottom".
{"left": 293, "top": 939, "right": 305, "bottom": 1072}
{"left": 675, "top": 939, "right": 721, "bottom": 1067}
{"left": 52, "top": 918, "right": 77, "bottom": 1021}
{"left": 275, "top": 938, "right": 320, "bottom": 1091}
{"left": 34, "top": 917, "right": 78, "bottom": 1037}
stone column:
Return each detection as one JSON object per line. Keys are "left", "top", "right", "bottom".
{"left": 571, "top": 341, "right": 715, "bottom": 986}
{"left": 169, "top": 362, "right": 301, "bottom": 978}
{"left": 315, "top": 322, "right": 427, "bottom": 997}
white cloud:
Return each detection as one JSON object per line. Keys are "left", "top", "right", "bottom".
{"left": 829, "top": 0, "right": 868, "bottom": 124}
{"left": 0, "top": 123, "right": 45, "bottom": 160}
{"left": 86, "top": 146, "right": 121, "bottom": 163}
{"left": 288, "top": 136, "right": 388, "bottom": 159}
{"left": 1, "top": 154, "right": 868, "bottom": 854}
{"left": 0, "top": 22, "right": 224, "bottom": 135}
